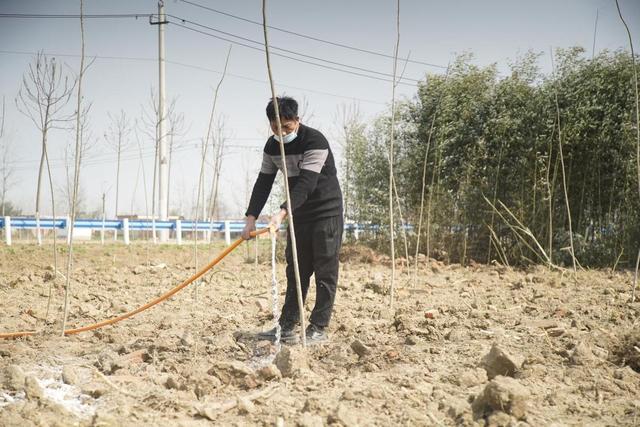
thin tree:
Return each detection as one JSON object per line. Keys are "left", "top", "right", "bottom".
{"left": 615, "top": 0, "right": 640, "bottom": 302}
{"left": 415, "top": 71, "right": 449, "bottom": 281}
{"left": 16, "top": 52, "right": 75, "bottom": 245}
{"left": 550, "top": 48, "right": 577, "bottom": 273}
{"left": 263, "top": 0, "right": 307, "bottom": 346}
{"left": 16, "top": 54, "right": 77, "bottom": 322}
{"left": 545, "top": 118, "right": 557, "bottom": 263}
{"left": 61, "top": 104, "right": 92, "bottom": 215}
{"left": 207, "top": 117, "right": 227, "bottom": 227}
{"left": 62, "top": 0, "right": 88, "bottom": 335}
{"left": 0, "top": 96, "right": 14, "bottom": 217}
{"left": 133, "top": 127, "right": 150, "bottom": 222}
{"left": 140, "top": 91, "right": 172, "bottom": 242}
{"left": 193, "top": 46, "right": 232, "bottom": 299}
{"left": 105, "top": 110, "right": 132, "bottom": 221}
{"left": 338, "top": 103, "right": 355, "bottom": 222}
{"left": 167, "top": 106, "right": 186, "bottom": 215}
{"left": 388, "top": 0, "right": 401, "bottom": 307}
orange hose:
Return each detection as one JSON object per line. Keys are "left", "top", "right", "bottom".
{"left": 0, "top": 228, "right": 269, "bottom": 340}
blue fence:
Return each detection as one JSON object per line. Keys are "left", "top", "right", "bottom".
{"left": 0, "top": 216, "right": 381, "bottom": 245}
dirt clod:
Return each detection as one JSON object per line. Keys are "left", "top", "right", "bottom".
{"left": 472, "top": 376, "right": 530, "bottom": 420}
{"left": 237, "top": 396, "right": 256, "bottom": 414}
{"left": 480, "top": 343, "right": 523, "bottom": 379}
{"left": 208, "top": 361, "right": 254, "bottom": 385}
{"left": 274, "top": 347, "right": 307, "bottom": 378}
{"left": 297, "top": 412, "right": 324, "bottom": 427}
{"left": 257, "top": 364, "right": 281, "bottom": 381}
{"left": 569, "top": 342, "right": 593, "bottom": 366}
{"left": 61, "top": 365, "right": 79, "bottom": 385}
{"left": 350, "top": 339, "right": 371, "bottom": 357}
{"left": 2, "top": 365, "right": 26, "bottom": 391}
{"left": 23, "top": 375, "right": 43, "bottom": 400}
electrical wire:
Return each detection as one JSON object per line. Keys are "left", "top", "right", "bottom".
{"left": 170, "top": 21, "right": 417, "bottom": 87}
{"left": 167, "top": 14, "right": 420, "bottom": 83}
{"left": 0, "top": 12, "right": 425, "bottom": 84}
{"left": 178, "top": 0, "right": 448, "bottom": 70}
{"left": 0, "top": 50, "right": 388, "bottom": 105}
{"left": 11, "top": 140, "right": 264, "bottom": 172}
{"left": 0, "top": 13, "right": 152, "bottom": 19}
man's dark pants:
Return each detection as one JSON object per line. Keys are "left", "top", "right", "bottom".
{"left": 280, "top": 215, "right": 343, "bottom": 328}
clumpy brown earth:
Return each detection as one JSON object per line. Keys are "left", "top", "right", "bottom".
{"left": 1, "top": 241, "right": 639, "bottom": 426}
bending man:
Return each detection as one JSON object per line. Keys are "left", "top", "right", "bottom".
{"left": 242, "top": 96, "right": 343, "bottom": 344}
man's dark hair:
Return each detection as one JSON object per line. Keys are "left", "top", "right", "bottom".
{"left": 266, "top": 96, "right": 298, "bottom": 121}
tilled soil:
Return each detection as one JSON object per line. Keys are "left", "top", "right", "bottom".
{"left": 0, "top": 241, "right": 639, "bottom": 426}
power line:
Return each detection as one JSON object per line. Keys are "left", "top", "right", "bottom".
{"left": 0, "top": 50, "right": 387, "bottom": 105}
{"left": 0, "top": 13, "right": 153, "bottom": 19}
{"left": 168, "top": 14, "right": 421, "bottom": 84}
{"left": 0, "top": 11, "right": 424, "bottom": 83}
{"left": 179, "top": 0, "right": 448, "bottom": 70}
{"left": 170, "top": 21, "right": 417, "bottom": 87}
{"left": 11, "top": 138, "right": 264, "bottom": 171}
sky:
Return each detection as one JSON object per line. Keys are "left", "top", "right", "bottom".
{"left": 0, "top": 0, "right": 638, "bottom": 219}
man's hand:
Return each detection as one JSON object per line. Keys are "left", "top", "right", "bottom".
{"left": 269, "top": 208, "right": 287, "bottom": 233}
{"left": 242, "top": 215, "right": 257, "bottom": 240}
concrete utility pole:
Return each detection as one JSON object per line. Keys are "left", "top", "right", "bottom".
{"left": 155, "top": 1, "right": 169, "bottom": 241}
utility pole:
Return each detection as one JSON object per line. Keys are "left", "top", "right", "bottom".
{"left": 152, "top": 1, "right": 169, "bottom": 241}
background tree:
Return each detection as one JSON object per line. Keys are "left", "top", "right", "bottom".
{"left": 0, "top": 96, "right": 15, "bottom": 218}
{"left": 62, "top": 0, "right": 90, "bottom": 334}
{"left": 15, "top": 52, "right": 75, "bottom": 244}
{"left": 61, "top": 104, "right": 93, "bottom": 216}
{"left": 105, "top": 109, "right": 132, "bottom": 219}
{"left": 167, "top": 105, "right": 186, "bottom": 216}
{"left": 347, "top": 48, "right": 639, "bottom": 269}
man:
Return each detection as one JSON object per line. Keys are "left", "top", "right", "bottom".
{"left": 242, "top": 96, "right": 343, "bottom": 344}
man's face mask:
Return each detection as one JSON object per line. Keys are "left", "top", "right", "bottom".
{"left": 271, "top": 119, "right": 299, "bottom": 144}
{"left": 274, "top": 129, "right": 298, "bottom": 144}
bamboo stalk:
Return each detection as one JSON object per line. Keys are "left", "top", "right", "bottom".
{"left": 262, "top": 0, "right": 307, "bottom": 346}
{"left": 388, "top": 0, "right": 400, "bottom": 308}
{"left": 415, "top": 68, "right": 449, "bottom": 282}
{"left": 614, "top": 0, "right": 639, "bottom": 302}
{"left": 61, "top": 0, "right": 86, "bottom": 335}
{"left": 550, "top": 48, "right": 577, "bottom": 273}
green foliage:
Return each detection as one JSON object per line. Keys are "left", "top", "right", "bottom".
{"left": 345, "top": 49, "right": 640, "bottom": 267}
{"left": 1, "top": 201, "right": 22, "bottom": 216}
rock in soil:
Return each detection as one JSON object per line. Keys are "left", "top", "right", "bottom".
{"left": 274, "top": 347, "right": 308, "bottom": 378}
{"left": 257, "top": 364, "right": 282, "bottom": 381}
{"left": 237, "top": 396, "right": 256, "bottom": 414}
{"left": 297, "top": 412, "right": 324, "bottom": 427}
{"left": 480, "top": 343, "right": 524, "bottom": 379}
{"left": 208, "top": 361, "right": 254, "bottom": 385}
{"left": 61, "top": 365, "right": 79, "bottom": 385}
{"left": 350, "top": 339, "right": 371, "bottom": 357}
{"left": 24, "top": 376, "right": 44, "bottom": 400}
{"left": 569, "top": 341, "right": 593, "bottom": 366}
{"left": 472, "top": 375, "right": 530, "bottom": 420}
{"left": 2, "top": 365, "right": 26, "bottom": 391}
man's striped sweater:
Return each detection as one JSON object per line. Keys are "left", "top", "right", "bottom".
{"left": 245, "top": 123, "right": 343, "bottom": 223}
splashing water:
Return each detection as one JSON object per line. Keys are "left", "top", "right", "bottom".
{"left": 249, "top": 229, "right": 281, "bottom": 369}
{"left": 270, "top": 229, "right": 282, "bottom": 355}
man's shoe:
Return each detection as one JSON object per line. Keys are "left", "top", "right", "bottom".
{"left": 305, "top": 323, "right": 328, "bottom": 344}
{"left": 256, "top": 324, "right": 298, "bottom": 344}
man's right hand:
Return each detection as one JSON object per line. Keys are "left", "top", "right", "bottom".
{"left": 241, "top": 215, "right": 256, "bottom": 240}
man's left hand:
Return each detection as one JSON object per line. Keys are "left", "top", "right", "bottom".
{"left": 269, "top": 208, "right": 287, "bottom": 232}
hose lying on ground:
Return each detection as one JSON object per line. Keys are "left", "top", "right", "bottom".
{"left": 0, "top": 228, "right": 269, "bottom": 340}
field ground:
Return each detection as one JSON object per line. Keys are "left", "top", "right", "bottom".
{"left": 1, "top": 241, "right": 639, "bottom": 426}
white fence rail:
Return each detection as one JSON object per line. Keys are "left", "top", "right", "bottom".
{"left": 0, "top": 216, "right": 369, "bottom": 246}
